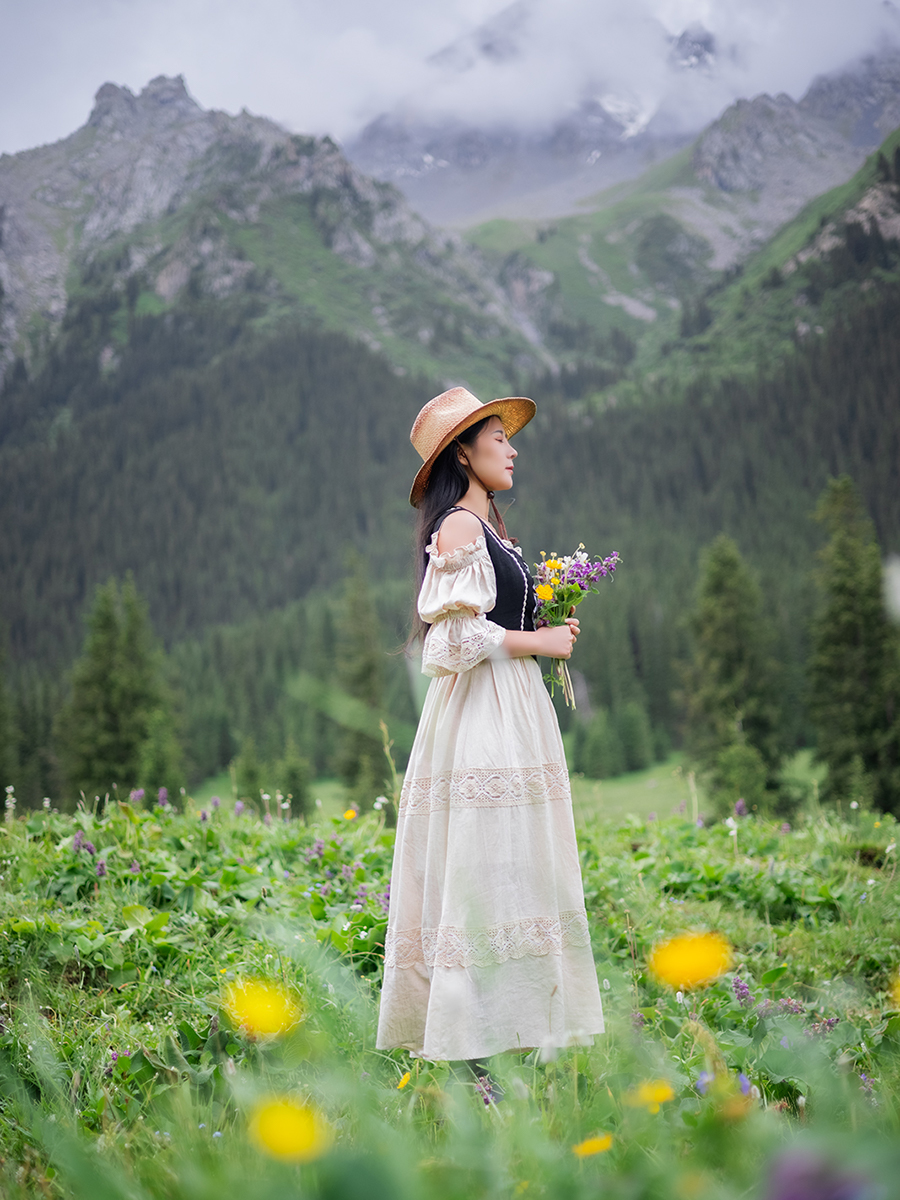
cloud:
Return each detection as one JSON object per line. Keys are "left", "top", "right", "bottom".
{"left": 0, "top": 0, "right": 895, "bottom": 155}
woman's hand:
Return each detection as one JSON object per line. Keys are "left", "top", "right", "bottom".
{"left": 533, "top": 618, "right": 580, "bottom": 659}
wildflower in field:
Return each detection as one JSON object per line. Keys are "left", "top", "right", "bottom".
{"left": 891, "top": 972, "right": 900, "bottom": 1008}
{"left": 129, "top": 788, "right": 144, "bottom": 804}
{"left": 648, "top": 931, "right": 732, "bottom": 990}
{"left": 157, "top": 787, "right": 168, "bottom": 807}
{"left": 732, "top": 975, "right": 753, "bottom": 1007}
{"left": 211, "top": 796, "right": 220, "bottom": 809}
{"left": 734, "top": 798, "right": 748, "bottom": 816}
{"left": 200, "top": 810, "right": 208, "bottom": 822}
{"left": 535, "top": 583, "right": 554, "bottom": 602}
{"left": 397, "top": 1071, "right": 411, "bottom": 1089}
{"left": 96, "top": 860, "right": 107, "bottom": 878}
{"left": 625, "top": 1079, "right": 674, "bottom": 1114}
{"left": 223, "top": 979, "right": 302, "bottom": 1038}
{"left": 343, "top": 809, "right": 357, "bottom": 820}
{"left": 572, "top": 1133, "right": 613, "bottom": 1157}
{"left": 234, "top": 801, "right": 245, "bottom": 816}
{"left": 696, "top": 1071, "right": 712, "bottom": 1095}
{"left": 248, "top": 1096, "right": 332, "bottom": 1163}
{"left": 129, "top": 860, "right": 140, "bottom": 874}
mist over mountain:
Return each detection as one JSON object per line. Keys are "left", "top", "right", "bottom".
{"left": 345, "top": 5, "right": 900, "bottom": 226}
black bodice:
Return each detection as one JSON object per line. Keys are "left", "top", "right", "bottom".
{"left": 430, "top": 507, "right": 537, "bottom": 632}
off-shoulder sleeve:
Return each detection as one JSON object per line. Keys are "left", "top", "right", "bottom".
{"left": 418, "top": 534, "right": 507, "bottom": 677}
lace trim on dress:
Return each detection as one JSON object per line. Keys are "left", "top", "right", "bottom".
{"left": 400, "top": 761, "right": 569, "bottom": 814}
{"left": 425, "top": 534, "right": 489, "bottom": 573}
{"left": 384, "top": 910, "right": 592, "bottom": 969}
{"left": 421, "top": 616, "right": 506, "bottom": 677}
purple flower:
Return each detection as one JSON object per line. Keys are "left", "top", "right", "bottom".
{"left": 732, "top": 975, "right": 754, "bottom": 1007}
{"left": 84, "top": 840, "right": 96, "bottom": 856}
{"left": 211, "top": 796, "right": 220, "bottom": 809}
{"left": 200, "top": 810, "right": 208, "bottom": 822}
{"left": 379, "top": 881, "right": 391, "bottom": 915}
{"left": 96, "top": 860, "right": 107, "bottom": 878}
{"left": 129, "top": 860, "right": 140, "bottom": 874}
{"left": 129, "top": 788, "right": 145, "bottom": 804}
{"left": 766, "top": 1151, "right": 871, "bottom": 1200}
{"left": 647, "top": 811, "right": 657, "bottom": 822}
{"left": 263, "top": 813, "right": 272, "bottom": 826}
{"left": 806, "top": 1017, "right": 839, "bottom": 1038}
{"left": 73, "top": 830, "right": 84, "bottom": 852}
{"left": 318, "top": 882, "right": 332, "bottom": 897}
{"left": 696, "top": 816, "right": 705, "bottom": 828}
{"left": 234, "top": 800, "right": 245, "bottom": 816}
{"left": 341, "top": 864, "right": 354, "bottom": 881}
{"left": 780, "top": 822, "right": 791, "bottom": 834}
{"left": 780, "top": 1035, "right": 790, "bottom": 1049}
{"left": 734, "top": 798, "right": 748, "bottom": 817}
{"left": 738, "top": 1073, "right": 751, "bottom": 1096}
{"left": 696, "top": 1071, "right": 712, "bottom": 1095}
{"left": 304, "top": 838, "right": 325, "bottom": 862}
{"left": 157, "top": 787, "right": 168, "bottom": 807}
{"left": 631, "top": 1012, "right": 646, "bottom": 1030}
{"left": 779, "top": 998, "right": 805, "bottom": 1015}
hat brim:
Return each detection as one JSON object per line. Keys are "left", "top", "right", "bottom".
{"left": 409, "top": 396, "right": 536, "bottom": 507}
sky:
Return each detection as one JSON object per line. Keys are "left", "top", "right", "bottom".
{"left": 0, "top": 0, "right": 896, "bottom": 156}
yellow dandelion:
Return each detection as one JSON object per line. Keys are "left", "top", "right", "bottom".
{"left": 625, "top": 1079, "right": 675, "bottom": 1114}
{"left": 397, "top": 1071, "right": 411, "bottom": 1089}
{"left": 572, "top": 1133, "right": 613, "bottom": 1157}
{"left": 343, "top": 809, "right": 357, "bottom": 820}
{"left": 535, "top": 583, "right": 554, "bottom": 602}
{"left": 875, "top": 821, "right": 881, "bottom": 828}
{"left": 248, "top": 1096, "right": 332, "bottom": 1163}
{"left": 891, "top": 971, "right": 900, "bottom": 1008}
{"left": 223, "top": 978, "right": 302, "bottom": 1038}
{"left": 648, "top": 931, "right": 732, "bottom": 990}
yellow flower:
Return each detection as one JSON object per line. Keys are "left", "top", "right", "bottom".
{"left": 625, "top": 1080, "right": 675, "bottom": 1114}
{"left": 248, "top": 1096, "right": 332, "bottom": 1163}
{"left": 545, "top": 559, "right": 563, "bottom": 570}
{"left": 343, "top": 809, "right": 357, "bottom": 820}
{"left": 875, "top": 821, "right": 881, "bottom": 828}
{"left": 550, "top": 574, "right": 560, "bottom": 585}
{"left": 223, "top": 978, "right": 302, "bottom": 1038}
{"left": 572, "top": 1133, "right": 613, "bottom": 1157}
{"left": 397, "top": 1071, "right": 411, "bottom": 1089}
{"left": 648, "top": 932, "right": 732, "bottom": 990}
{"left": 891, "top": 971, "right": 900, "bottom": 1008}
{"left": 535, "top": 584, "right": 554, "bottom": 602}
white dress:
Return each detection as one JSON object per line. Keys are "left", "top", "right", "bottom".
{"left": 376, "top": 529, "right": 604, "bottom": 1061}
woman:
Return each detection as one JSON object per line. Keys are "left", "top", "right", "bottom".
{"left": 376, "top": 386, "right": 604, "bottom": 1074}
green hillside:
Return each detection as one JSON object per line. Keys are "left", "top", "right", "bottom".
{"left": 2, "top": 122, "right": 900, "bottom": 806}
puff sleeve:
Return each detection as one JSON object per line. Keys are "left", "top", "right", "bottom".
{"left": 418, "top": 534, "right": 507, "bottom": 677}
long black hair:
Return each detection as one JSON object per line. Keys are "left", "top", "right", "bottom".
{"left": 409, "top": 417, "right": 489, "bottom": 643}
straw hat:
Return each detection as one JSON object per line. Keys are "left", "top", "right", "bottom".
{"left": 409, "top": 386, "right": 535, "bottom": 507}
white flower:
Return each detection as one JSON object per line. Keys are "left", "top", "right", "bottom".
{"left": 725, "top": 816, "right": 737, "bottom": 830}
{"left": 676, "top": 991, "right": 684, "bottom": 1004}
{"left": 850, "top": 801, "right": 859, "bottom": 810}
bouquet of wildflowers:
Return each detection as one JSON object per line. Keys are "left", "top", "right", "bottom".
{"left": 533, "top": 545, "right": 621, "bottom": 707}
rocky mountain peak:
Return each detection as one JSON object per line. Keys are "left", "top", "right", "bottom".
{"left": 87, "top": 75, "right": 202, "bottom": 135}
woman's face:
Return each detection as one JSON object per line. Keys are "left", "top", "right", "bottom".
{"left": 459, "top": 415, "right": 517, "bottom": 493}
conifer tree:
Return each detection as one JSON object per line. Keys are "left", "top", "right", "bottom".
{"left": 679, "top": 535, "right": 782, "bottom": 800}
{"left": 807, "top": 477, "right": 900, "bottom": 813}
{"left": 56, "top": 576, "right": 181, "bottom": 802}
{"left": 335, "top": 554, "right": 387, "bottom": 810}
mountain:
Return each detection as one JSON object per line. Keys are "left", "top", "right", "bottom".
{"left": 345, "top": 22, "right": 900, "bottom": 229}
{"left": 0, "top": 75, "right": 553, "bottom": 395}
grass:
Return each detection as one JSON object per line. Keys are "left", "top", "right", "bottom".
{"left": 1, "top": 784, "right": 898, "bottom": 1198}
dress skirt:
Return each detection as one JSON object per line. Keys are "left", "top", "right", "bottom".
{"left": 376, "top": 650, "right": 605, "bottom": 1062}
